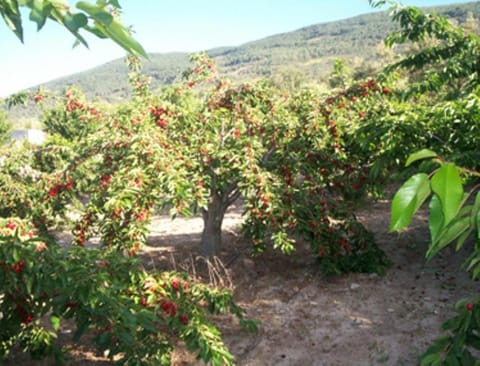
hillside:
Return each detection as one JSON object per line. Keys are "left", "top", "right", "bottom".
{"left": 4, "top": 1, "right": 480, "bottom": 122}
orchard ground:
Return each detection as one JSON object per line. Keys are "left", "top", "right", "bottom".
{"left": 4, "top": 185, "right": 479, "bottom": 365}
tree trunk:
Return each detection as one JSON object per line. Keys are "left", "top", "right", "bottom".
{"left": 200, "top": 193, "right": 226, "bottom": 258}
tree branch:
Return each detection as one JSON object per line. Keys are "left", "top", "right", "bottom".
{"left": 261, "top": 145, "right": 277, "bottom": 166}
{"left": 224, "top": 188, "right": 241, "bottom": 209}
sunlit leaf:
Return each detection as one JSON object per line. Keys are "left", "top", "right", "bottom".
{"left": 50, "top": 315, "right": 61, "bottom": 331}
{"left": 405, "top": 149, "right": 438, "bottom": 167}
{"left": 431, "top": 163, "right": 463, "bottom": 228}
{"left": 427, "top": 215, "right": 470, "bottom": 260}
{"left": 456, "top": 228, "right": 472, "bottom": 251}
{"left": 12, "top": 246, "right": 20, "bottom": 262}
{"left": 76, "top": 1, "right": 148, "bottom": 58}
{"left": 390, "top": 173, "right": 431, "bottom": 232}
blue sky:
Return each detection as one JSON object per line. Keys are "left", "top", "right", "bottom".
{"left": 0, "top": 0, "right": 474, "bottom": 96}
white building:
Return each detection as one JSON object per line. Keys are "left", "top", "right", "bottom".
{"left": 10, "top": 129, "right": 46, "bottom": 145}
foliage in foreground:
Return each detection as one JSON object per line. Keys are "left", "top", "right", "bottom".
{"left": 377, "top": 1, "right": 480, "bottom": 363}
{"left": 0, "top": 0, "right": 146, "bottom": 58}
{"left": 391, "top": 151, "right": 480, "bottom": 365}
{"left": 0, "top": 219, "right": 255, "bottom": 365}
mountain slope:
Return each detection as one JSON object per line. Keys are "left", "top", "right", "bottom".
{"left": 9, "top": 2, "right": 480, "bottom": 104}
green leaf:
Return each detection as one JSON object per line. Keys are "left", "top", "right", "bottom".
{"left": 446, "top": 353, "right": 461, "bottom": 366}
{"left": 431, "top": 163, "right": 464, "bottom": 228}
{"left": 420, "top": 352, "right": 442, "bottom": 366}
{"left": 468, "top": 333, "right": 480, "bottom": 350}
{"left": 12, "top": 246, "right": 20, "bottom": 262}
{"left": 405, "top": 149, "right": 438, "bottom": 167}
{"left": 72, "top": 12, "right": 88, "bottom": 27}
{"left": 477, "top": 210, "right": 480, "bottom": 241}
{"left": 63, "top": 13, "right": 81, "bottom": 32}
{"left": 443, "top": 315, "right": 461, "bottom": 330}
{"left": 117, "top": 330, "right": 135, "bottom": 345}
{"left": 472, "top": 261, "right": 480, "bottom": 279}
{"left": 369, "top": 0, "right": 387, "bottom": 8}
{"left": 136, "top": 310, "right": 157, "bottom": 332}
{"left": 456, "top": 228, "right": 473, "bottom": 251}
{"left": 461, "top": 350, "right": 476, "bottom": 365}
{"left": 29, "top": 0, "right": 48, "bottom": 30}
{"left": 427, "top": 216, "right": 470, "bottom": 260}
{"left": 1, "top": 0, "right": 24, "bottom": 41}
{"left": 473, "top": 192, "right": 480, "bottom": 240}
{"left": 108, "top": 0, "right": 121, "bottom": 8}
{"left": 73, "top": 312, "right": 89, "bottom": 341}
{"left": 467, "top": 253, "right": 480, "bottom": 272}
{"left": 50, "top": 315, "right": 61, "bottom": 331}
{"left": 425, "top": 336, "right": 450, "bottom": 353}
{"left": 390, "top": 173, "right": 431, "bottom": 232}
{"left": 429, "top": 194, "right": 444, "bottom": 244}
{"left": 76, "top": 1, "right": 148, "bottom": 58}
{"left": 25, "top": 275, "right": 33, "bottom": 293}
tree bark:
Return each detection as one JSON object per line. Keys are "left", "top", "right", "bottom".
{"left": 200, "top": 193, "right": 226, "bottom": 258}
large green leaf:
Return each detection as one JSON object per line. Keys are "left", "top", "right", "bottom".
{"left": 390, "top": 173, "right": 431, "bottom": 232}
{"left": 405, "top": 149, "right": 438, "bottom": 167}
{"left": 76, "top": 1, "right": 148, "bottom": 58}
{"left": 430, "top": 163, "right": 464, "bottom": 228}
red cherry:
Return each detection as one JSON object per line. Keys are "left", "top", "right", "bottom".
{"left": 171, "top": 280, "right": 180, "bottom": 292}
{"left": 466, "top": 303, "right": 474, "bottom": 311}
{"left": 101, "top": 175, "right": 111, "bottom": 185}
{"left": 156, "top": 118, "right": 167, "bottom": 129}
{"left": 352, "top": 183, "right": 362, "bottom": 190}
{"left": 5, "top": 221, "right": 16, "bottom": 230}
{"left": 23, "top": 314, "right": 34, "bottom": 324}
{"left": 161, "top": 301, "right": 178, "bottom": 316}
{"left": 64, "top": 179, "right": 74, "bottom": 190}
{"left": 179, "top": 314, "right": 189, "bottom": 325}
{"left": 12, "top": 260, "right": 25, "bottom": 274}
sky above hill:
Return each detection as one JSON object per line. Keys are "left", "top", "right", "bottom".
{"left": 0, "top": 0, "right": 474, "bottom": 96}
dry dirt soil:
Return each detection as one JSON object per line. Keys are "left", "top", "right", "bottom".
{"left": 4, "top": 188, "right": 480, "bottom": 366}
